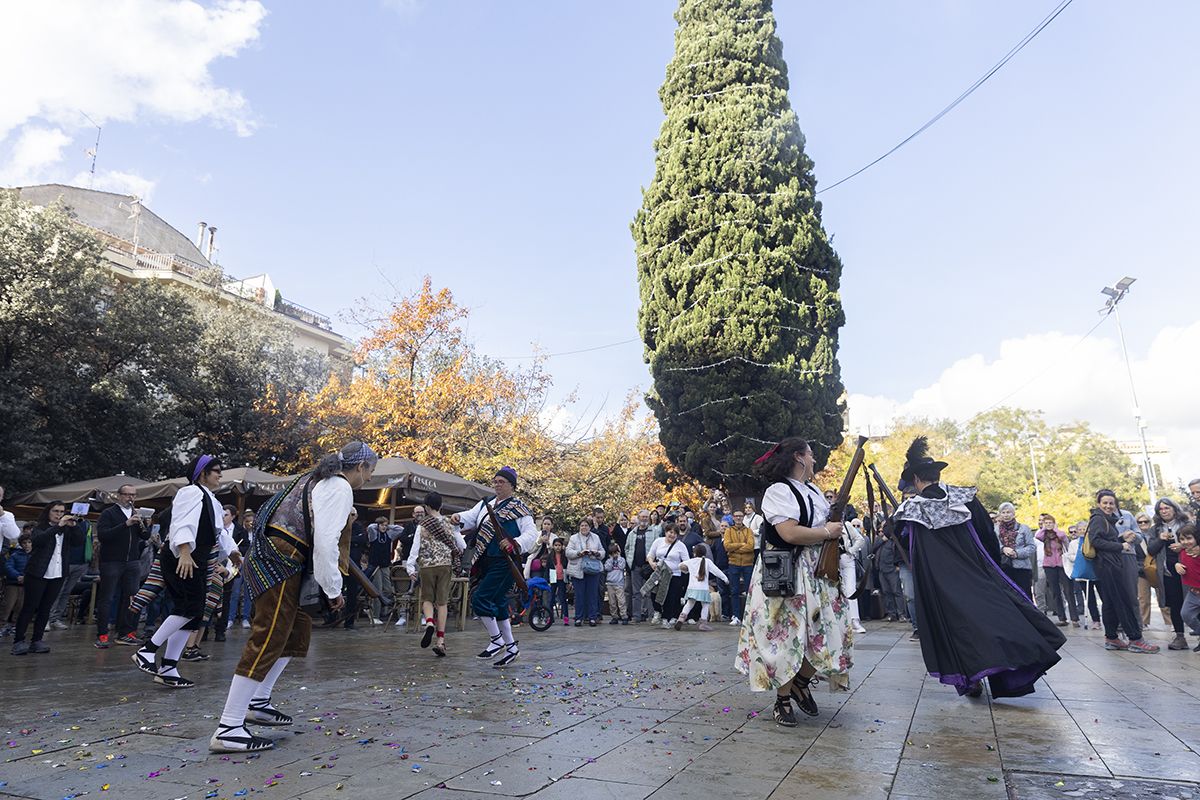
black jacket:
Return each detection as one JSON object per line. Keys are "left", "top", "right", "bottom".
{"left": 98, "top": 504, "right": 150, "bottom": 563}
{"left": 27, "top": 523, "right": 86, "bottom": 579}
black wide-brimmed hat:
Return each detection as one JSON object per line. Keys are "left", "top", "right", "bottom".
{"left": 899, "top": 436, "right": 948, "bottom": 483}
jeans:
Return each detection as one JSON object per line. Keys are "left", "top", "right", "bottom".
{"left": 14, "top": 575, "right": 63, "bottom": 644}
{"left": 368, "top": 564, "right": 395, "bottom": 619}
{"left": 879, "top": 568, "right": 904, "bottom": 618}
{"left": 629, "top": 566, "right": 650, "bottom": 620}
{"left": 726, "top": 564, "right": 753, "bottom": 620}
{"left": 899, "top": 564, "right": 917, "bottom": 629}
{"left": 1042, "top": 565, "right": 1075, "bottom": 621}
{"left": 96, "top": 560, "right": 142, "bottom": 637}
{"left": 1073, "top": 579, "right": 1100, "bottom": 623}
{"left": 572, "top": 573, "right": 600, "bottom": 622}
{"left": 48, "top": 563, "right": 87, "bottom": 625}
{"left": 227, "top": 574, "right": 253, "bottom": 622}
{"left": 1182, "top": 589, "right": 1200, "bottom": 637}
{"left": 1097, "top": 558, "right": 1142, "bottom": 641}
{"left": 1162, "top": 573, "right": 1186, "bottom": 635}
{"left": 549, "top": 580, "right": 568, "bottom": 618}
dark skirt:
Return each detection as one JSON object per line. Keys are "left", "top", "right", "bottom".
{"left": 661, "top": 574, "right": 688, "bottom": 621}
{"left": 159, "top": 546, "right": 211, "bottom": 625}
{"left": 908, "top": 520, "right": 1066, "bottom": 698}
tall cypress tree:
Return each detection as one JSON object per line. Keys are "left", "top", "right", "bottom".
{"left": 632, "top": 0, "right": 845, "bottom": 494}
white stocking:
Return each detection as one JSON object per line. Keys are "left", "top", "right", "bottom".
{"left": 700, "top": 603, "right": 710, "bottom": 622}
{"left": 678, "top": 599, "right": 696, "bottom": 620}
{"left": 158, "top": 629, "right": 190, "bottom": 676}
{"left": 498, "top": 618, "right": 514, "bottom": 645}
{"left": 479, "top": 616, "right": 500, "bottom": 638}
{"left": 150, "top": 614, "right": 191, "bottom": 647}
{"left": 253, "top": 657, "right": 290, "bottom": 701}
{"left": 220, "top": 674, "right": 262, "bottom": 728}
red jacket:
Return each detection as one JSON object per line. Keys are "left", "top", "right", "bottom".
{"left": 1180, "top": 548, "right": 1200, "bottom": 591}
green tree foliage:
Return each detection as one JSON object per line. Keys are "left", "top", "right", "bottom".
{"left": 632, "top": 0, "right": 845, "bottom": 496}
{"left": 0, "top": 192, "right": 325, "bottom": 490}
{"left": 817, "top": 408, "right": 1143, "bottom": 527}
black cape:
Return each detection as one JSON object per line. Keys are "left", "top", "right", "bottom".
{"left": 895, "top": 484, "right": 1066, "bottom": 698}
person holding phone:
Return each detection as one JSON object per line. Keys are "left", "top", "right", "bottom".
{"left": 566, "top": 518, "right": 604, "bottom": 627}
{"left": 95, "top": 484, "right": 151, "bottom": 648}
{"left": 11, "top": 503, "right": 85, "bottom": 655}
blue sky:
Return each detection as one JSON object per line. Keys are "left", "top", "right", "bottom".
{"left": 4, "top": 0, "right": 1199, "bottom": 480}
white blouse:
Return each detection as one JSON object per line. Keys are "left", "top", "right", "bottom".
{"left": 647, "top": 537, "right": 690, "bottom": 576}
{"left": 311, "top": 476, "right": 356, "bottom": 601}
{"left": 762, "top": 478, "right": 830, "bottom": 529}
{"left": 168, "top": 485, "right": 224, "bottom": 557}
{"left": 457, "top": 498, "right": 539, "bottom": 554}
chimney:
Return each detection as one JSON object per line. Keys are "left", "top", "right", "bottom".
{"left": 207, "top": 226, "right": 217, "bottom": 261}
{"left": 196, "top": 221, "right": 207, "bottom": 250}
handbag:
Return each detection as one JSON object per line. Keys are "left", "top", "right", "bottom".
{"left": 581, "top": 556, "right": 604, "bottom": 575}
{"left": 1143, "top": 553, "right": 1158, "bottom": 587}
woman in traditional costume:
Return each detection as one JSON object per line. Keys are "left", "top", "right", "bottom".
{"left": 735, "top": 437, "right": 853, "bottom": 728}
{"left": 892, "top": 437, "right": 1066, "bottom": 698}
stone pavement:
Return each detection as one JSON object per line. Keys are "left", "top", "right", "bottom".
{"left": 1, "top": 619, "right": 1198, "bottom": 800}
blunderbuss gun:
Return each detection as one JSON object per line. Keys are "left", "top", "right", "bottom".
{"left": 818, "top": 435, "right": 869, "bottom": 584}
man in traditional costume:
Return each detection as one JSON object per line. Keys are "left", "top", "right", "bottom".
{"left": 208, "top": 442, "right": 378, "bottom": 753}
{"left": 893, "top": 437, "right": 1065, "bottom": 698}
{"left": 452, "top": 466, "right": 538, "bottom": 668}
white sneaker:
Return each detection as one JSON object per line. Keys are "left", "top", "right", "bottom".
{"left": 49, "top": 620, "right": 69, "bottom": 631}
{"left": 853, "top": 622, "right": 867, "bottom": 634}
{"left": 241, "top": 620, "right": 250, "bottom": 629}
{"left": 226, "top": 620, "right": 235, "bottom": 631}
{"left": 651, "top": 613, "right": 662, "bottom": 624}
{"left": 661, "top": 620, "right": 672, "bottom": 629}
{"left": 395, "top": 616, "right": 407, "bottom": 628}
{"left": 729, "top": 617, "right": 740, "bottom": 626}
{"left": 686, "top": 619, "right": 696, "bottom": 625}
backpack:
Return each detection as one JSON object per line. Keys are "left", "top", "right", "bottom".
{"left": 1081, "top": 524, "right": 1096, "bottom": 560}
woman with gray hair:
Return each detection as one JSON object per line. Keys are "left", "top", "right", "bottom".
{"left": 995, "top": 502, "right": 1036, "bottom": 598}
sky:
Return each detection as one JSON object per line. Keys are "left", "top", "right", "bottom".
{"left": 2, "top": 1, "right": 1198, "bottom": 485}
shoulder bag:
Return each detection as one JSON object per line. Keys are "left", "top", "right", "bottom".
{"left": 580, "top": 535, "right": 604, "bottom": 575}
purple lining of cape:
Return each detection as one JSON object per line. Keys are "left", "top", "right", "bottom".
{"left": 908, "top": 520, "right": 1044, "bottom": 696}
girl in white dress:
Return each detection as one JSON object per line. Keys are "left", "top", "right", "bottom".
{"left": 674, "top": 543, "right": 727, "bottom": 631}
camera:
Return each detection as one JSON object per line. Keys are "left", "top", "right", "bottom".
{"left": 761, "top": 549, "right": 798, "bottom": 597}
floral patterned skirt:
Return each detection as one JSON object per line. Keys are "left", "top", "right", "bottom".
{"left": 734, "top": 551, "right": 853, "bottom": 692}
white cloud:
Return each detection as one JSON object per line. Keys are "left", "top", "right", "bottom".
{"left": 0, "top": 127, "right": 72, "bottom": 184}
{"left": 0, "top": 0, "right": 266, "bottom": 184}
{"left": 70, "top": 169, "right": 157, "bottom": 202}
{"left": 848, "top": 321, "right": 1200, "bottom": 487}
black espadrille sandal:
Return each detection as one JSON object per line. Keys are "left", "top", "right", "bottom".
{"left": 476, "top": 634, "right": 503, "bottom": 659}
{"left": 209, "top": 724, "right": 275, "bottom": 753}
{"left": 246, "top": 698, "right": 293, "bottom": 726}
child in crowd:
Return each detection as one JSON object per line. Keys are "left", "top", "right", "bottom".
{"left": 675, "top": 543, "right": 727, "bottom": 632}
{"left": 547, "top": 537, "right": 570, "bottom": 626}
{"left": 1174, "top": 524, "right": 1200, "bottom": 651}
{"left": 604, "top": 544, "right": 628, "bottom": 625}
{"left": 1, "top": 534, "right": 32, "bottom": 637}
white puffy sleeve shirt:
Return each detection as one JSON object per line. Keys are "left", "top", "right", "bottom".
{"left": 312, "top": 476, "right": 355, "bottom": 600}
{"left": 168, "top": 485, "right": 223, "bottom": 557}
{"left": 0, "top": 511, "right": 20, "bottom": 544}
{"left": 761, "top": 479, "right": 830, "bottom": 529}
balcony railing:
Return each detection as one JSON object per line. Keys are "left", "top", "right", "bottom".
{"left": 274, "top": 296, "right": 333, "bottom": 330}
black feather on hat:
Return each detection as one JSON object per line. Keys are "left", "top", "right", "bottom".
{"left": 900, "top": 436, "right": 949, "bottom": 484}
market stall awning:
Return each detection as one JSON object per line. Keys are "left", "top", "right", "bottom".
{"left": 12, "top": 474, "right": 148, "bottom": 506}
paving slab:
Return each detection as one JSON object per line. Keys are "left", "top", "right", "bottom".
{"left": 2, "top": 619, "right": 1198, "bottom": 799}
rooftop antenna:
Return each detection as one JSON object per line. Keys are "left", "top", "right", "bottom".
{"left": 80, "top": 111, "right": 102, "bottom": 189}
{"left": 119, "top": 197, "right": 143, "bottom": 261}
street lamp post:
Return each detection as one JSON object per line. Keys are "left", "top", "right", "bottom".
{"left": 1100, "top": 277, "right": 1157, "bottom": 502}
{"left": 1026, "top": 437, "right": 1041, "bottom": 514}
